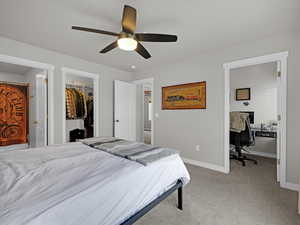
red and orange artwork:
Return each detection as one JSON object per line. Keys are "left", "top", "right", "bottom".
{"left": 0, "top": 83, "right": 28, "bottom": 146}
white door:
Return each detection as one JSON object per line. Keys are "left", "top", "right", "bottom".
{"left": 35, "top": 74, "right": 47, "bottom": 147}
{"left": 276, "top": 61, "right": 281, "bottom": 182}
{"left": 114, "top": 80, "right": 136, "bottom": 141}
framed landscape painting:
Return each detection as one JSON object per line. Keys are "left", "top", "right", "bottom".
{"left": 236, "top": 88, "right": 250, "bottom": 101}
{"left": 162, "top": 81, "right": 206, "bottom": 110}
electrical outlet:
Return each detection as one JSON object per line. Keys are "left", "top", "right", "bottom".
{"left": 196, "top": 145, "right": 200, "bottom": 151}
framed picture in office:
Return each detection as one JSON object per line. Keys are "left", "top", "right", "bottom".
{"left": 236, "top": 88, "right": 250, "bottom": 101}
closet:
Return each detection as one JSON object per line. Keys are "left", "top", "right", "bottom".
{"left": 0, "top": 64, "right": 48, "bottom": 149}
{"left": 65, "top": 74, "right": 94, "bottom": 142}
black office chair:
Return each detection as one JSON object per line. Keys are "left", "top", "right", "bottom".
{"left": 230, "top": 117, "right": 258, "bottom": 166}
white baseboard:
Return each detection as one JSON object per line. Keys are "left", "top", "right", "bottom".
{"left": 182, "top": 157, "right": 227, "bottom": 174}
{"left": 246, "top": 151, "right": 276, "bottom": 159}
{"left": 281, "top": 182, "right": 299, "bottom": 192}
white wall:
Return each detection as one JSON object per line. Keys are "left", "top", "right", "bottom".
{"left": 0, "top": 71, "right": 26, "bottom": 83}
{"left": 133, "top": 32, "right": 300, "bottom": 185}
{"left": 0, "top": 36, "right": 133, "bottom": 144}
{"left": 230, "top": 62, "right": 277, "bottom": 125}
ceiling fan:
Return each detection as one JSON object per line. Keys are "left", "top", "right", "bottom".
{"left": 72, "top": 5, "right": 177, "bottom": 59}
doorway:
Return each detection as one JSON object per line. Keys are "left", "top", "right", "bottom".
{"left": 62, "top": 67, "right": 100, "bottom": 143}
{"left": 143, "top": 85, "right": 152, "bottom": 144}
{"left": 0, "top": 60, "right": 53, "bottom": 150}
{"left": 133, "top": 78, "right": 154, "bottom": 145}
{"left": 0, "top": 54, "right": 54, "bottom": 146}
{"left": 223, "top": 52, "right": 288, "bottom": 188}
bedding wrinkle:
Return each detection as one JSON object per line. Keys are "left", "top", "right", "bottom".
{"left": 1, "top": 152, "right": 125, "bottom": 221}
{"left": 0, "top": 143, "right": 190, "bottom": 225}
{"left": 20, "top": 159, "right": 133, "bottom": 225}
{"left": 0, "top": 161, "right": 19, "bottom": 195}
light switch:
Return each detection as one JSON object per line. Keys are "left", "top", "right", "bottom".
{"left": 155, "top": 113, "right": 159, "bottom": 118}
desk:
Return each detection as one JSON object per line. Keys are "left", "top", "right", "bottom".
{"left": 252, "top": 128, "right": 277, "bottom": 138}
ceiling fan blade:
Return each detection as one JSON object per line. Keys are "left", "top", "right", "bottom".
{"left": 99, "top": 41, "right": 118, "bottom": 53}
{"left": 72, "top": 26, "right": 119, "bottom": 36}
{"left": 135, "top": 33, "right": 177, "bottom": 42}
{"left": 121, "top": 5, "right": 137, "bottom": 34}
{"left": 135, "top": 42, "right": 151, "bottom": 59}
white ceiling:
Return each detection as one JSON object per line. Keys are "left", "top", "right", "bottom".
{"left": 0, "top": 0, "right": 299, "bottom": 72}
{"left": 0, "top": 62, "right": 32, "bottom": 75}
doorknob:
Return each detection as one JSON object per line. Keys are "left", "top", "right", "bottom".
{"left": 115, "top": 120, "right": 119, "bottom": 122}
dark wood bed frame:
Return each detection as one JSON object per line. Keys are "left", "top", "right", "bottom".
{"left": 120, "top": 180, "right": 183, "bottom": 225}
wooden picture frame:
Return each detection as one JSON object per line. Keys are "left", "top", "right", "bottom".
{"left": 236, "top": 88, "right": 250, "bottom": 101}
{"left": 162, "top": 81, "right": 206, "bottom": 110}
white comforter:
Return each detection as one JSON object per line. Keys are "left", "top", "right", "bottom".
{"left": 0, "top": 143, "right": 190, "bottom": 225}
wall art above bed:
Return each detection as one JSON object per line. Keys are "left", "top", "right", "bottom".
{"left": 162, "top": 81, "right": 206, "bottom": 110}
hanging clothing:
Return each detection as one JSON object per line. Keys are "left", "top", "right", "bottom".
{"left": 85, "top": 98, "right": 93, "bottom": 126}
{"left": 77, "top": 89, "right": 88, "bottom": 118}
{"left": 65, "top": 88, "right": 87, "bottom": 120}
{"left": 66, "top": 88, "right": 77, "bottom": 119}
{"left": 84, "top": 97, "right": 94, "bottom": 138}
{"left": 66, "top": 86, "right": 94, "bottom": 139}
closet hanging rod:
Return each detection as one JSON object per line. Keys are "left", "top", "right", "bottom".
{"left": 66, "top": 84, "right": 93, "bottom": 89}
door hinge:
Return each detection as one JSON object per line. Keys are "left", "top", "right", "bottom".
{"left": 277, "top": 115, "right": 281, "bottom": 121}
{"left": 277, "top": 71, "right": 281, "bottom": 77}
{"left": 277, "top": 158, "right": 280, "bottom": 165}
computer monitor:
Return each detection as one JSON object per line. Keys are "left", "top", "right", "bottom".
{"left": 240, "top": 111, "right": 254, "bottom": 124}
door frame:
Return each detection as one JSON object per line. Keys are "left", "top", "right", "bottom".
{"left": 61, "top": 67, "right": 100, "bottom": 143}
{"left": 133, "top": 78, "right": 154, "bottom": 145}
{"left": 223, "top": 51, "right": 288, "bottom": 188}
{"left": 0, "top": 54, "right": 55, "bottom": 145}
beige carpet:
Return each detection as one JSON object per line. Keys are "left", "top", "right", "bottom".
{"left": 136, "top": 156, "right": 300, "bottom": 225}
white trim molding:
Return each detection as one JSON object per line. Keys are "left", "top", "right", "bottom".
{"left": 133, "top": 78, "right": 154, "bottom": 84}
{"left": 223, "top": 52, "right": 288, "bottom": 70}
{"left": 281, "top": 182, "right": 300, "bottom": 192}
{"left": 223, "top": 51, "right": 290, "bottom": 189}
{"left": 61, "top": 67, "right": 100, "bottom": 143}
{"left": 182, "top": 158, "right": 227, "bottom": 173}
{"left": 0, "top": 54, "right": 55, "bottom": 145}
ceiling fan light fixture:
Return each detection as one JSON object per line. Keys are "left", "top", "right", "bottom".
{"left": 117, "top": 37, "right": 137, "bottom": 51}
{"left": 72, "top": 5, "right": 177, "bottom": 59}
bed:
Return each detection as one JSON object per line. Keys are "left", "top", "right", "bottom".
{"left": 0, "top": 142, "right": 190, "bottom": 225}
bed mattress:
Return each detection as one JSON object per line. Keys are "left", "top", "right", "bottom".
{"left": 0, "top": 142, "right": 190, "bottom": 225}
